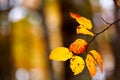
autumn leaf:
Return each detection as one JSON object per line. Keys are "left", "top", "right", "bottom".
{"left": 89, "top": 50, "right": 103, "bottom": 72}
{"left": 69, "top": 39, "right": 87, "bottom": 54}
{"left": 86, "top": 54, "right": 97, "bottom": 77}
{"left": 69, "top": 12, "right": 81, "bottom": 19}
{"left": 70, "top": 12, "right": 92, "bottom": 30}
{"left": 76, "top": 25, "right": 94, "bottom": 36}
{"left": 49, "top": 47, "right": 73, "bottom": 61}
{"left": 70, "top": 56, "right": 85, "bottom": 75}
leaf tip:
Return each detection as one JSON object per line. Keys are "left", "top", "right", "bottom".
{"left": 69, "top": 12, "right": 80, "bottom": 19}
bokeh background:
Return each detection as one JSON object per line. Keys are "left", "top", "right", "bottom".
{"left": 0, "top": 0, "right": 120, "bottom": 80}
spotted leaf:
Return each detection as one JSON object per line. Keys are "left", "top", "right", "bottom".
{"left": 86, "top": 54, "right": 97, "bottom": 77}
{"left": 69, "top": 39, "right": 87, "bottom": 54}
{"left": 89, "top": 50, "right": 103, "bottom": 72}
{"left": 70, "top": 56, "right": 85, "bottom": 75}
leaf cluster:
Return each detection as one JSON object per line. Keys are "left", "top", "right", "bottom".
{"left": 49, "top": 12, "right": 103, "bottom": 77}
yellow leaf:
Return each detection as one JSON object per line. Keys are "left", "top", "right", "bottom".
{"left": 49, "top": 47, "right": 73, "bottom": 61}
{"left": 89, "top": 50, "right": 103, "bottom": 72}
{"left": 76, "top": 26, "right": 94, "bottom": 36}
{"left": 69, "top": 39, "right": 87, "bottom": 54}
{"left": 86, "top": 54, "right": 97, "bottom": 77}
{"left": 70, "top": 56, "right": 85, "bottom": 75}
{"left": 70, "top": 12, "right": 92, "bottom": 30}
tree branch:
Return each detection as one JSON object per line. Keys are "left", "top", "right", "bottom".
{"left": 101, "top": 17, "right": 111, "bottom": 24}
{"left": 87, "top": 18, "right": 120, "bottom": 48}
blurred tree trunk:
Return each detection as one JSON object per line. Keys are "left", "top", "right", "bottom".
{"left": 112, "top": 7, "right": 120, "bottom": 80}
{"left": 0, "top": 0, "right": 13, "bottom": 80}
{"left": 44, "top": 0, "right": 64, "bottom": 80}
{"left": 10, "top": 6, "right": 51, "bottom": 80}
{"left": 0, "top": 11, "right": 12, "bottom": 80}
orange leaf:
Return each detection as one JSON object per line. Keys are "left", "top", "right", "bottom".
{"left": 70, "top": 12, "right": 92, "bottom": 30}
{"left": 86, "top": 54, "right": 97, "bottom": 77}
{"left": 89, "top": 50, "right": 103, "bottom": 72}
{"left": 49, "top": 47, "right": 73, "bottom": 61}
{"left": 69, "top": 12, "right": 81, "bottom": 19}
{"left": 76, "top": 25, "right": 94, "bottom": 36}
{"left": 70, "top": 56, "right": 85, "bottom": 75}
{"left": 69, "top": 39, "right": 87, "bottom": 54}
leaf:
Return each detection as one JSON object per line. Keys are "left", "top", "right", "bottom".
{"left": 86, "top": 54, "right": 97, "bottom": 77}
{"left": 49, "top": 47, "right": 73, "bottom": 61}
{"left": 69, "top": 39, "right": 87, "bottom": 54}
{"left": 70, "top": 12, "right": 92, "bottom": 30}
{"left": 69, "top": 12, "right": 81, "bottom": 19}
{"left": 76, "top": 25, "right": 94, "bottom": 36}
{"left": 70, "top": 56, "right": 85, "bottom": 75}
{"left": 89, "top": 50, "right": 103, "bottom": 72}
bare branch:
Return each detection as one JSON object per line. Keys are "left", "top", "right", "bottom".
{"left": 87, "top": 18, "right": 120, "bottom": 48}
{"left": 101, "top": 17, "right": 111, "bottom": 24}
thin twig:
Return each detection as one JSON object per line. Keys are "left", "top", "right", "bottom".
{"left": 87, "top": 18, "right": 120, "bottom": 48}
{"left": 101, "top": 17, "right": 111, "bottom": 24}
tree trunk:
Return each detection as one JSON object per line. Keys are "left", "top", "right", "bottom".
{"left": 112, "top": 8, "right": 120, "bottom": 80}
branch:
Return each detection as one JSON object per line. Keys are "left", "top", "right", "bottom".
{"left": 87, "top": 18, "right": 120, "bottom": 48}
{"left": 101, "top": 17, "right": 111, "bottom": 24}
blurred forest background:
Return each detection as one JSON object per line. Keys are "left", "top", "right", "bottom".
{"left": 0, "top": 0, "right": 120, "bottom": 80}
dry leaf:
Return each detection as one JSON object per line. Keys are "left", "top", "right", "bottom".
{"left": 76, "top": 25, "right": 94, "bottom": 36}
{"left": 70, "top": 56, "right": 85, "bottom": 75}
{"left": 89, "top": 50, "right": 103, "bottom": 72}
{"left": 86, "top": 54, "right": 97, "bottom": 77}
{"left": 69, "top": 39, "right": 87, "bottom": 54}
{"left": 70, "top": 12, "right": 92, "bottom": 30}
{"left": 49, "top": 47, "right": 73, "bottom": 61}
